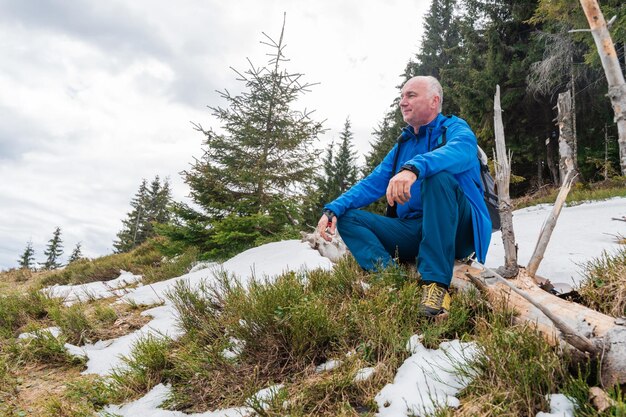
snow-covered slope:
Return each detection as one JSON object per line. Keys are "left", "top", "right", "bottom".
{"left": 40, "top": 198, "right": 625, "bottom": 417}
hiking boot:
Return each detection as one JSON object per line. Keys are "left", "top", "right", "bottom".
{"left": 419, "top": 282, "right": 451, "bottom": 317}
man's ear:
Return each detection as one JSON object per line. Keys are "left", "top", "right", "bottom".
{"left": 431, "top": 94, "right": 441, "bottom": 110}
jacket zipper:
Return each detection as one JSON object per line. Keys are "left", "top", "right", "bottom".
{"left": 427, "top": 127, "right": 433, "bottom": 152}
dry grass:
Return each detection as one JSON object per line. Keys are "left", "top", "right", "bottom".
{"left": 8, "top": 363, "right": 85, "bottom": 416}
{"left": 577, "top": 247, "right": 626, "bottom": 317}
{"left": 512, "top": 178, "right": 626, "bottom": 210}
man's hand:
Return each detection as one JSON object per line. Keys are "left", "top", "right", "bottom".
{"left": 316, "top": 213, "right": 337, "bottom": 242}
{"left": 386, "top": 169, "right": 417, "bottom": 206}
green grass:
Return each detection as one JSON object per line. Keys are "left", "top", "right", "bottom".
{"left": 40, "top": 237, "right": 198, "bottom": 287}
{"left": 2, "top": 212, "right": 625, "bottom": 416}
{"left": 49, "top": 303, "right": 94, "bottom": 345}
{"left": 9, "top": 329, "right": 86, "bottom": 367}
{"left": 0, "top": 289, "right": 58, "bottom": 338}
{"left": 107, "top": 334, "right": 173, "bottom": 403}
{"left": 108, "top": 258, "right": 548, "bottom": 415}
{"left": 577, "top": 246, "right": 626, "bottom": 317}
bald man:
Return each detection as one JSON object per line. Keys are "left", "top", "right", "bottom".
{"left": 317, "top": 76, "right": 491, "bottom": 317}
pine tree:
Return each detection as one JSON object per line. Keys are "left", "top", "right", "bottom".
{"left": 114, "top": 179, "right": 149, "bottom": 253}
{"left": 415, "top": 0, "right": 461, "bottom": 80}
{"left": 18, "top": 240, "right": 35, "bottom": 270}
{"left": 414, "top": 0, "right": 463, "bottom": 113}
{"left": 333, "top": 117, "right": 359, "bottom": 195}
{"left": 317, "top": 141, "right": 337, "bottom": 205}
{"left": 113, "top": 176, "right": 171, "bottom": 253}
{"left": 68, "top": 242, "right": 84, "bottom": 264}
{"left": 43, "top": 227, "right": 63, "bottom": 270}
{"left": 173, "top": 19, "right": 324, "bottom": 258}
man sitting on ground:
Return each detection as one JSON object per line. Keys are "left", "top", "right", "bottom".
{"left": 316, "top": 75, "right": 492, "bottom": 317}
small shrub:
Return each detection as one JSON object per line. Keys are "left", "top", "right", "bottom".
{"left": 92, "top": 304, "right": 119, "bottom": 326}
{"left": 62, "top": 375, "right": 114, "bottom": 411}
{"left": 15, "top": 330, "right": 86, "bottom": 367}
{"left": 168, "top": 278, "right": 224, "bottom": 343}
{"left": 577, "top": 247, "right": 626, "bottom": 317}
{"left": 0, "top": 289, "right": 57, "bottom": 337}
{"left": 108, "top": 334, "right": 172, "bottom": 402}
{"left": 461, "top": 321, "right": 568, "bottom": 416}
{"left": 222, "top": 271, "right": 345, "bottom": 369}
{"left": 165, "top": 340, "right": 242, "bottom": 412}
{"left": 49, "top": 304, "right": 94, "bottom": 345}
{"left": 280, "top": 356, "right": 383, "bottom": 416}
{"left": 142, "top": 247, "right": 199, "bottom": 284}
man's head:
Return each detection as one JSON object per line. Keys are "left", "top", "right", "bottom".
{"left": 399, "top": 76, "right": 443, "bottom": 128}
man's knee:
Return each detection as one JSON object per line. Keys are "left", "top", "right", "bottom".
{"left": 337, "top": 209, "right": 363, "bottom": 234}
{"left": 421, "top": 171, "right": 457, "bottom": 195}
{"left": 423, "top": 171, "right": 455, "bottom": 186}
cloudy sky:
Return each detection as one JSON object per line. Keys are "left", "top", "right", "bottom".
{"left": 0, "top": 0, "right": 430, "bottom": 270}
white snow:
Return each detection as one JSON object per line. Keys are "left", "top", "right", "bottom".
{"left": 375, "top": 335, "right": 480, "bottom": 417}
{"left": 81, "top": 303, "right": 181, "bottom": 375}
{"left": 536, "top": 393, "right": 576, "bottom": 417}
{"left": 38, "top": 199, "right": 624, "bottom": 416}
{"left": 18, "top": 326, "right": 61, "bottom": 339}
{"left": 222, "top": 337, "right": 245, "bottom": 360}
{"left": 354, "top": 367, "right": 376, "bottom": 382}
{"left": 315, "top": 359, "right": 343, "bottom": 373}
{"left": 486, "top": 197, "right": 626, "bottom": 285}
{"left": 44, "top": 270, "right": 142, "bottom": 305}
{"left": 101, "top": 383, "right": 254, "bottom": 417}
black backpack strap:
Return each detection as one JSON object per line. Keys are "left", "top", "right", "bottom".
{"left": 385, "top": 135, "right": 403, "bottom": 218}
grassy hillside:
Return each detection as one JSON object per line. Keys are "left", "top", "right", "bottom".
{"left": 1, "top": 195, "right": 625, "bottom": 416}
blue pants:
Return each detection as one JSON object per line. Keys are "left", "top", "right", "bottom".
{"left": 337, "top": 172, "right": 474, "bottom": 287}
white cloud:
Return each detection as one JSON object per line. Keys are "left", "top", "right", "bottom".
{"left": 0, "top": 0, "right": 429, "bottom": 269}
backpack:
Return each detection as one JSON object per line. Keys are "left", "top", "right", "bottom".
{"left": 386, "top": 121, "right": 501, "bottom": 233}
{"left": 477, "top": 146, "right": 501, "bottom": 232}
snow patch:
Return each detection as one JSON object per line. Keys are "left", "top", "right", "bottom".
{"left": 375, "top": 337, "right": 480, "bottom": 417}
{"left": 536, "top": 393, "right": 576, "bottom": 417}
{"left": 44, "top": 270, "right": 142, "bottom": 305}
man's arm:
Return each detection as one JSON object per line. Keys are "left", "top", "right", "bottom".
{"left": 323, "top": 143, "right": 399, "bottom": 218}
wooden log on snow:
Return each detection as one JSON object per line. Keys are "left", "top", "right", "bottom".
{"left": 452, "top": 262, "right": 626, "bottom": 388}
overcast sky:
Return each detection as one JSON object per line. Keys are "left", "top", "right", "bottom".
{"left": 0, "top": 0, "right": 430, "bottom": 270}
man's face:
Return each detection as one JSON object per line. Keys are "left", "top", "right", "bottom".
{"left": 399, "top": 78, "right": 439, "bottom": 128}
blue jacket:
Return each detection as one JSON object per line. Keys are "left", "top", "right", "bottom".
{"left": 325, "top": 113, "right": 492, "bottom": 263}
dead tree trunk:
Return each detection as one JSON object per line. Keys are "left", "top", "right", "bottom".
{"left": 453, "top": 263, "right": 626, "bottom": 388}
{"left": 546, "top": 132, "right": 560, "bottom": 186}
{"left": 526, "top": 164, "right": 576, "bottom": 278}
{"left": 579, "top": 0, "right": 626, "bottom": 176}
{"left": 557, "top": 91, "right": 579, "bottom": 183}
{"left": 493, "top": 85, "right": 518, "bottom": 277}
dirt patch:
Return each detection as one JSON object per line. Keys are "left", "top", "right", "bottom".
{"left": 94, "top": 303, "right": 153, "bottom": 341}
{"left": 10, "top": 363, "right": 84, "bottom": 416}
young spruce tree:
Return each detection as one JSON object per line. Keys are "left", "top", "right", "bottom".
{"left": 18, "top": 240, "right": 35, "bottom": 270}
{"left": 114, "top": 176, "right": 172, "bottom": 253}
{"left": 177, "top": 19, "right": 324, "bottom": 258}
{"left": 68, "top": 242, "right": 84, "bottom": 264}
{"left": 43, "top": 227, "right": 63, "bottom": 270}
{"left": 333, "top": 117, "right": 359, "bottom": 195}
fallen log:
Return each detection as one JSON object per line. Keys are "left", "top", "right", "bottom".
{"left": 452, "top": 262, "right": 626, "bottom": 388}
